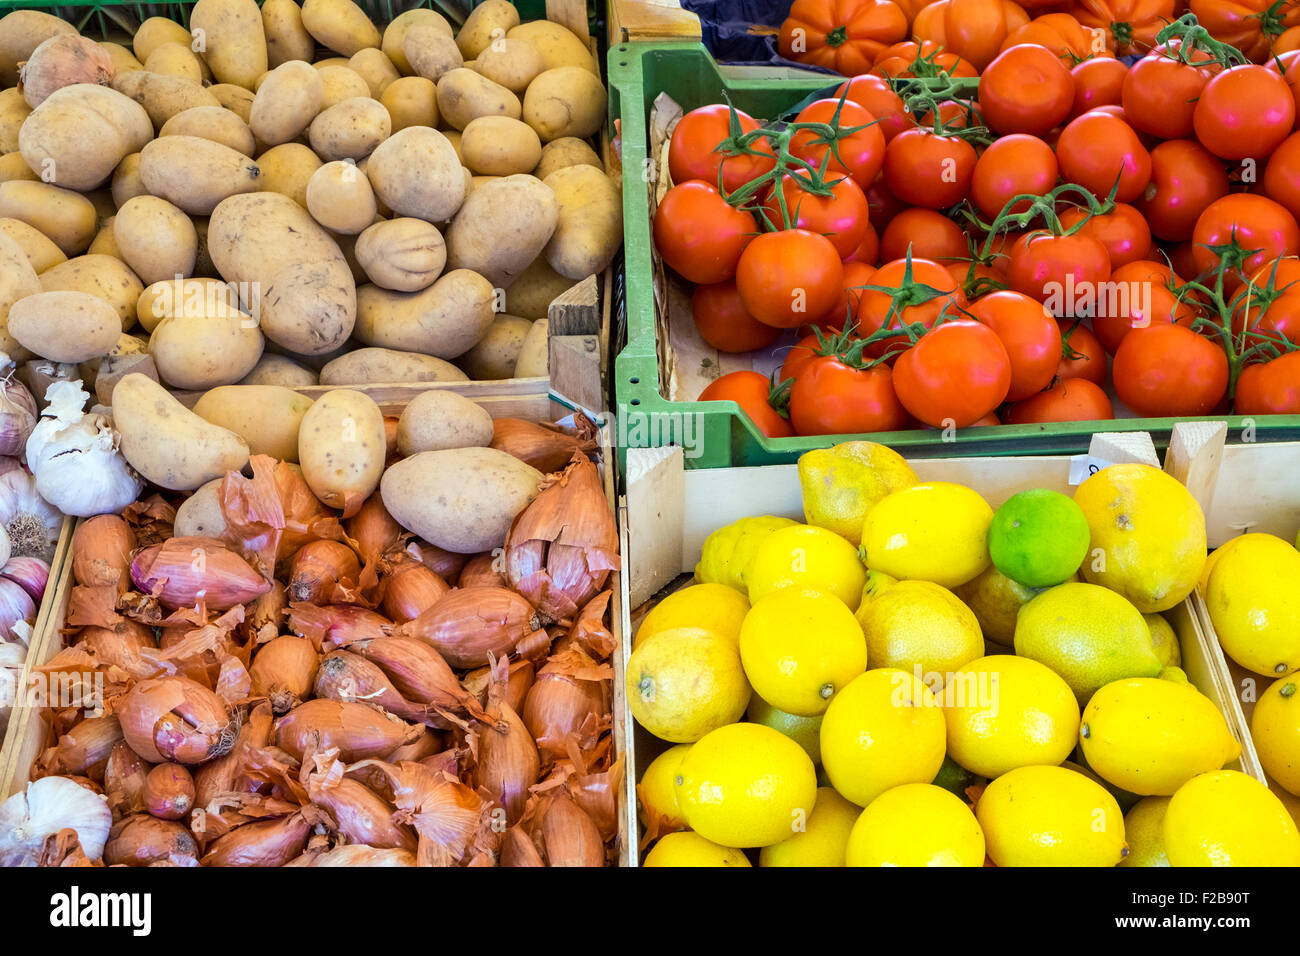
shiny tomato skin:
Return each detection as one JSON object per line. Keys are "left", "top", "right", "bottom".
{"left": 668, "top": 105, "right": 777, "bottom": 194}
{"left": 978, "top": 43, "right": 1075, "bottom": 135}
{"left": 1122, "top": 50, "right": 1213, "bottom": 140}
{"left": 1137, "top": 139, "right": 1232, "bottom": 242}
{"left": 1191, "top": 193, "right": 1300, "bottom": 287}
{"left": 1237, "top": 256, "right": 1300, "bottom": 346}
{"left": 879, "top": 208, "right": 968, "bottom": 263}
{"left": 790, "top": 99, "right": 888, "bottom": 188}
{"left": 1192, "top": 65, "right": 1296, "bottom": 162}
{"left": 1004, "top": 377, "right": 1115, "bottom": 423}
{"left": 883, "top": 127, "right": 977, "bottom": 208}
{"left": 970, "top": 133, "right": 1059, "bottom": 220}
{"left": 735, "top": 228, "right": 846, "bottom": 329}
{"left": 1058, "top": 203, "right": 1152, "bottom": 270}
{"left": 1090, "top": 259, "right": 1198, "bottom": 354}
{"left": 834, "top": 74, "right": 914, "bottom": 141}
{"left": 1007, "top": 231, "right": 1113, "bottom": 307}
{"left": 828, "top": 260, "right": 879, "bottom": 332}
{"left": 780, "top": 332, "right": 823, "bottom": 383}
{"left": 761, "top": 174, "right": 871, "bottom": 258}
{"left": 844, "top": 220, "right": 881, "bottom": 265}
{"left": 865, "top": 175, "right": 907, "bottom": 229}
{"left": 653, "top": 180, "right": 758, "bottom": 285}
{"left": 1055, "top": 111, "right": 1152, "bottom": 203}
{"left": 969, "top": 289, "right": 1063, "bottom": 401}
{"left": 1056, "top": 319, "right": 1109, "bottom": 384}
{"left": 1070, "top": 55, "right": 1128, "bottom": 117}
{"left": 856, "top": 256, "right": 968, "bottom": 356}
{"left": 698, "top": 370, "right": 794, "bottom": 439}
{"left": 892, "top": 320, "right": 1013, "bottom": 427}
{"left": 1112, "top": 323, "right": 1229, "bottom": 417}
{"left": 1263, "top": 131, "right": 1300, "bottom": 223}
{"left": 1235, "top": 350, "right": 1300, "bottom": 414}
{"left": 692, "top": 280, "right": 782, "bottom": 353}
{"left": 788, "top": 359, "right": 909, "bottom": 436}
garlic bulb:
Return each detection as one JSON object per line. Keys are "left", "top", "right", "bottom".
{"left": 0, "top": 470, "right": 60, "bottom": 562}
{"left": 0, "top": 776, "right": 112, "bottom": 866}
{"left": 0, "top": 371, "right": 35, "bottom": 458}
{"left": 25, "top": 381, "right": 143, "bottom": 518}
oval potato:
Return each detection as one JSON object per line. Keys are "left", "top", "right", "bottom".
{"left": 301, "top": 0, "right": 381, "bottom": 56}
{"left": 262, "top": 0, "right": 315, "bottom": 67}
{"left": 0, "top": 230, "right": 40, "bottom": 340}
{"left": 405, "top": 26, "right": 462, "bottom": 82}
{"left": 161, "top": 105, "right": 257, "bottom": 155}
{"left": 40, "top": 254, "right": 144, "bottom": 330}
{"left": 354, "top": 217, "right": 445, "bottom": 292}
{"left": 318, "top": 347, "right": 465, "bottom": 386}
{"left": 256, "top": 142, "right": 322, "bottom": 208}
{"left": 193, "top": 384, "right": 313, "bottom": 460}
{"left": 445, "top": 174, "right": 557, "bottom": 288}
{"left": 456, "top": 0, "right": 520, "bottom": 59}
{"left": 112, "top": 70, "right": 222, "bottom": 128}
{"left": 0, "top": 151, "right": 36, "bottom": 184}
{"left": 473, "top": 38, "right": 544, "bottom": 94}
{"left": 191, "top": 0, "right": 269, "bottom": 88}
{"left": 0, "top": 88, "right": 30, "bottom": 154}
{"left": 250, "top": 59, "right": 323, "bottom": 145}
{"left": 298, "top": 387, "right": 386, "bottom": 515}
{"left": 504, "top": 255, "right": 571, "bottom": 319}
{"left": 0, "top": 216, "right": 65, "bottom": 273}
{"left": 18, "top": 84, "right": 153, "bottom": 191}
{"left": 316, "top": 64, "right": 371, "bottom": 107}
{"left": 543, "top": 164, "right": 623, "bottom": 280}
{"left": 456, "top": 313, "right": 532, "bottom": 380}
{"left": 380, "top": 75, "right": 437, "bottom": 131}
{"left": 349, "top": 47, "right": 399, "bottom": 96}
{"left": 522, "top": 66, "right": 606, "bottom": 142}
{"left": 131, "top": 17, "right": 192, "bottom": 65}
{"left": 308, "top": 96, "right": 390, "bottom": 161}
{"left": 9, "top": 290, "right": 121, "bottom": 362}
{"left": 144, "top": 42, "right": 204, "bottom": 84}
{"left": 8, "top": 180, "right": 100, "bottom": 255}
{"left": 381, "top": 9, "right": 452, "bottom": 75}
{"left": 396, "top": 388, "right": 493, "bottom": 455}
{"left": 435, "top": 67, "right": 519, "bottom": 130}
{"left": 365, "top": 126, "right": 464, "bottom": 223}
{"left": 461, "top": 116, "right": 541, "bottom": 176}
{"left": 506, "top": 20, "right": 596, "bottom": 72}
{"left": 533, "top": 136, "right": 602, "bottom": 180}
{"left": 87, "top": 219, "right": 123, "bottom": 259}
{"left": 514, "top": 316, "right": 548, "bottom": 377}
{"left": 150, "top": 307, "right": 265, "bottom": 389}
{"left": 111, "top": 152, "right": 146, "bottom": 207}
{"left": 136, "top": 276, "right": 241, "bottom": 333}
{"left": 139, "top": 135, "right": 261, "bottom": 216}
{"left": 240, "top": 352, "right": 319, "bottom": 386}
{"left": 174, "top": 477, "right": 228, "bottom": 538}
{"left": 306, "top": 160, "right": 377, "bottom": 234}
{"left": 208, "top": 83, "right": 256, "bottom": 122}
{"left": 114, "top": 195, "right": 198, "bottom": 284}
{"left": 353, "top": 270, "right": 494, "bottom": 359}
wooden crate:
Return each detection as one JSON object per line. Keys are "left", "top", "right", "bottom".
{"left": 607, "top": 0, "right": 702, "bottom": 42}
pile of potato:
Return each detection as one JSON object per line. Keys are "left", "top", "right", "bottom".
{"left": 0, "top": 0, "right": 621, "bottom": 408}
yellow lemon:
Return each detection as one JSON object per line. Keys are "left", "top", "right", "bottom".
{"left": 695, "top": 515, "right": 798, "bottom": 593}
{"left": 1079, "top": 678, "right": 1241, "bottom": 796}
{"left": 626, "top": 628, "right": 751, "bottom": 743}
{"left": 855, "top": 579, "right": 983, "bottom": 680}
{"left": 1014, "top": 581, "right": 1162, "bottom": 704}
{"left": 745, "top": 524, "right": 866, "bottom": 609}
{"left": 643, "top": 831, "right": 751, "bottom": 867}
{"left": 943, "top": 655, "right": 1080, "bottom": 778}
{"left": 976, "top": 764, "right": 1127, "bottom": 867}
{"left": 676, "top": 722, "right": 818, "bottom": 848}
{"left": 820, "top": 668, "right": 946, "bottom": 807}
{"left": 861, "top": 481, "right": 993, "bottom": 589}
{"left": 1143, "top": 613, "right": 1180, "bottom": 668}
{"left": 759, "top": 787, "right": 859, "bottom": 867}
{"left": 1250, "top": 675, "right": 1300, "bottom": 795}
{"left": 1164, "top": 770, "right": 1300, "bottom": 866}
{"left": 739, "top": 589, "right": 867, "bottom": 717}
{"left": 1159, "top": 666, "right": 1190, "bottom": 684}
{"left": 1206, "top": 533, "right": 1300, "bottom": 677}
{"left": 747, "top": 696, "right": 823, "bottom": 765}
{"left": 953, "top": 563, "right": 1058, "bottom": 647}
{"left": 637, "top": 744, "right": 692, "bottom": 838}
{"left": 854, "top": 568, "right": 899, "bottom": 612}
{"left": 635, "top": 583, "right": 750, "bottom": 651}
{"left": 1073, "top": 463, "right": 1206, "bottom": 613}
{"left": 845, "top": 783, "right": 986, "bottom": 867}
{"left": 1272, "top": 781, "right": 1300, "bottom": 828}
{"left": 797, "top": 441, "right": 918, "bottom": 546}
{"left": 1120, "top": 797, "right": 1171, "bottom": 867}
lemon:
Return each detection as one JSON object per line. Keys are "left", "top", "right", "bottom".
{"left": 635, "top": 583, "right": 750, "bottom": 651}
{"left": 643, "top": 831, "right": 751, "bottom": 867}
{"left": 987, "top": 488, "right": 1091, "bottom": 588}
{"left": 637, "top": 744, "right": 692, "bottom": 838}
{"left": 696, "top": 515, "right": 799, "bottom": 593}
{"left": 1014, "top": 582, "right": 1162, "bottom": 704}
{"left": 1079, "top": 677, "right": 1241, "bottom": 796}
{"left": 1273, "top": 782, "right": 1300, "bottom": 828}
{"left": 1063, "top": 757, "right": 1142, "bottom": 815}
{"left": 1159, "top": 666, "right": 1190, "bottom": 684}
{"left": 1206, "top": 532, "right": 1300, "bottom": 676}
{"left": 1250, "top": 675, "right": 1300, "bottom": 795}
{"left": 1144, "top": 613, "right": 1180, "bottom": 668}
{"left": 759, "top": 787, "right": 859, "bottom": 867}
{"left": 976, "top": 764, "right": 1127, "bottom": 867}
{"left": 820, "top": 668, "right": 946, "bottom": 807}
{"left": 861, "top": 482, "right": 994, "bottom": 589}
{"left": 954, "top": 563, "right": 1053, "bottom": 647}
{"left": 676, "top": 722, "right": 818, "bottom": 848}
{"left": 943, "top": 655, "right": 1080, "bottom": 778}
{"left": 1164, "top": 770, "right": 1300, "bottom": 866}
{"left": 747, "top": 696, "right": 823, "bottom": 765}
{"left": 845, "top": 782, "right": 986, "bottom": 867}
{"left": 745, "top": 524, "right": 866, "bottom": 609}
{"left": 856, "top": 579, "right": 983, "bottom": 681}
{"left": 854, "top": 568, "right": 899, "bottom": 613}
{"left": 626, "top": 627, "right": 751, "bottom": 743}
{"left": 797, "top": 441, "right": 919, "bottom": 546}
{"left": 1073, "top": 464, "right": 1206, "bottom": 613}
{"left": 1120, "top": 797, "right": 1171, "bottom": 867}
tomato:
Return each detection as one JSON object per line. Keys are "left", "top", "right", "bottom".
{"left": 845, "top": 220, "right": 881, "bottom": 264}
{"left": 1264, "top": 131, "right": 1300, "bottom": 223}
{"left": 653, "top": 180, "right": 757, "bottom": 284}
{"left": 979, "top": 44, "right": 1075, "bottom": 136}
{"left": 855, "top": 256, "right": 968, "bottom": 356}
{"left": 1169, "top": 240, "right": 1202, "bottom": 281}
{"left": 879, "top": 208, "right": 968, "bottom": 262}
{"left": 969, "top": 290, "right": 1064, "bottom": 400}
{"left": 1073, "top": 0, "right": 1176, "bottom": 55}
{"left": 1235, "top": 349, "right": 1300, "bottom": 413}
{"left": 1192, "top": 193, "right": 1300, "bottom": 286}
{"left": 1278, "top": 23, "right": 1300, "bottom": 51}
{"left": 834, "top": 74, "right": 913, "bottom": 141}
{"left": 1112, "top": 323, "right": 1229, "bottom": 416}
{"left": 778, "top": 0, "right": 910, "bottom": 74}
{"left": 1236, "top": 256, "right": 1300, "bottom": 345}
{"left": 736, "top": 229, "right": 845, "bottom": 329}
{"left": 1055, "top": 111, "right": 1152, "bottom": 203}
{"left": 1090, "top": 259, "right": 1198, "bottom": 353}
{"left": 667, "top": 105, "right": 777, "bottom": 195}
{"left": 1057, "top": 318, "right": 1109, "bottom": 383}
{"left": 790, "top": 99, "right": 888, "bottom": 188}
{"left": 1188, "top": 0, "right": 1300, "bottom": 62}
{"left": 948, "top": 258, "right": 1009, "bottom": 296}
{"left": 1193, "top": 65, "right": 1296, "bottom": 161}
{"left": 942, "top": 0, "right": 1030, "bottom": 70}
{"left": 1000, "top": 12, "right": 1110, "bottom": 61}
{"left": 1058, "top": 203, "right": 1152, "bottom": 269}
{"left": 781, "top": 333, "right": 824, "bottom": 382}
{"left": 872, "top": 40, "right": 978, "bottom": 76}
{"left": 1265, "top": 48, "right": 1300, "bottom": 118}
{"left": 1004, "top": 377, "right": 1116, "bottom": 422}
{"left": 1070, "top": 56, "right": 1129, "bottom": 117}
{"left": 893, "top": 320, "right": 1013, "bottom": 426}
{"left": 699, "top": 371, "right": 794, "bottom": 439}
{"left": 1008, "top": 230, "right": 1113, "bottom": 307}
{"left": 919, "top": 99, "right": 986, "bottom": 129}
{"left": 1121, "top": 44, "right": 1216, "bottom": 140}
{"left": 1136, "top": 139, "right": 1232, "bottom": 242}
{"left": 789, "top": 358, "right": 909, "bottom": 434}
{"left": 692, "top": 280, "right": 782, "bottom": 353}
{"left": 864, "top": 175, "right": 907, "bottom": 229}
{"left": 761, "top": 174, "right": 871, "bottom": 258}
{"left": 882, "top": 127, "right": 977, "bottom": 208}
{"left": 828, "top": 260, "right": 879, "bottom": 331}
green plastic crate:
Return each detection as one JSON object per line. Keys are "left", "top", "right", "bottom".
{"left": 608, "top": 42, "right": 1300, "bottom": 468}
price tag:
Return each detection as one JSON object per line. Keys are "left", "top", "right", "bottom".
{"left": 1068, "top": 455, "right": 1112, "bottom": 485}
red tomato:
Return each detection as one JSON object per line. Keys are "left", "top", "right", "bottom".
{"left": 1004, "top": 377, "right": 1115, "bottom": 422}
{"left": 1193, "top": 65, "right": 1296, "bottom": 161}
{"left": 844, "top": 220, "right": 881, "bottom": 264}
{"left": 872, "top": 40, "right": 978, "bottom": 77}
{"left": 761, "top": 174, "right": 871, "bottom": 258}
{"left": 692, "top": 280, "right": 782, "bottom": 353}
{"left": 778, "top": 0, "right": 910, "bottom": 75}
{"left": 883, "top": 127, "right": 977, "bottom": 208}
{"left": 1237, "top": 256, "right": 1300, "bottom": 346}
{"left": 698, "top": 371, "right": 794, "bottom": 438}
{"left": 979, "top": 43, "right": 1075, "bottom": 136}
{"left": 1058, "top": 203, "right": 1152, "bottom": 269}
{"left": 943, "top": 0, "right": 1024, "bottom": 69}
{"left": 780, "top": 333, "right": 824, "bottom": 382}
{"left": 1112, "top": 323, "right": 1229, "bottom": 416}
{"left": 879, "top": 208, "right": 968, "bottom": 262}
{"left": 828, "top": 260, "right": 879, "bottom": 331}
{"left": 1192, "top": 193, "right": 1300, "bottom": 287}
{"left": 1122, "top": 45, "right": 1216, "bottom": 140}
{"left": 1070, "top": 55, "right": 1129, "bottom": 117}
{"left": 1136, "top": 139, "right": 1232, "bottom": 242}
{"left": 1056, "top": 318, "right": 1109, "bottom": 384}
{"left": 1090, "top": 259, "right": 1198, "bottom": 353}
{"left": 1188, "top": 0, "right": 1300, "bottom": 62}
{"left": 1235, "top": 350, "right": 1300, "bottom": 413}
{"left": 1055, "top": 111, "right": 1152, "bottom": 203}
{"left": 855, "top": 256, "right": 968, "bottom": 355}
{"left": 893, "top": 320, "right": 1013, "bottom": 426}
{"left": 653, "top": 180, "right": 757, "bottom": 284}
{"left": 834, "top": 74, "right": 914, "bottom": 141}
{"left": 1265, "top": 49, "right": 1300, "bottom": 119}
{"left": 970, "top": 133, "right": 1059, "bottom": 219}
{"left": 1073, "top": 0, "right": 1175, "bottom": 55}
{"left": 1264, "top": 131, "right": 1300, "bottom": 223}
{"left": 788, "top": 358, "right": 909, "bottom": 435}
{"left": 948, "top": 259, "right": 1008, "bottom": 297}
{"left": 667, "top": 105, "right": 777, "bottom": 195}
{"left": 865, "top": 175, "right": 907, "bottom": 229}
{"left": 1000, "top": 12, "right": 1112, "bottom": 61}
{"left": 735, "top": 229, "right": 846, "bottom": 329}
{"left": 1007, "top": 230, "right": 1113, "bottom": 307}
{"left": 968, "top": 289, "right": 1063, "bottom": 400}
{"left": 790, "top": 99, "right": 888, "bottom": 188}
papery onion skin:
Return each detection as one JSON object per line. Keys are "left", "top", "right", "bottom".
{"left": 249, "top": 634, "right": 319, "bottom": 715}
{"left": 37, "top": 715, "right": 124, "bottom": 781}
{"left": 523, "top": 649, "right": 609, "bottom": 757}
{"left": 384, "top": 729, "right": 445, "bottom": 764}
{"left": 273, "top": 698, "right": 422, "bottom": 763}
{"left": 242, "top": 583, "right": 287, "bottom": 643}
{"left": 457, "top": 553, "right": 505, "bottom": 589}
{"left": 287, "top": 602, "right": 391, "bottom": 649}
{"left": 538, "top": 791, "right": 605, "bottom": 867}
{"left": 142, "top": 764, "right": 195, "bottom": 821}
{"left": 396, "top": 586, "right": 540, "bottom": 669}
{"left": 314, "top": 650, "right": 431, "bottom": 725}
{"left": 490, "top": 417, "right": 597, "bottom": 474}
{"left": 500, "top": 826, "right": 546, "bottom": 867}
{"left": 347, "top": 636, "right": 490, "bottom": 723}
{"left": 103, "top": 815, "right": 199, "bottom": 866}
{"left": 347, "top": 493, "right": 403, "bottom": 564}
{"left": 199, "top": 808, "right": 325, "bottom": 867}
{"left": 117, "top": 676, "right": 237, "bottom": 765}
{"left": 193, "top": 703, "right": 274, "bottom": 809}
{"left": 380, "top": 562, "right": 449, "bottom": 623}
{"left": 474, "top": 699, "right": 539, "bottom": 827}
{"left": 73, "top": 515, "right": 136, "bottom": 592}
{"left": 465, "top": 659, "right": 535, "bottom": 717}
{"left": 408, "top": 542, "right": 469, "bottom": 585}
{"left": 288, "top": 539, "right": 361, "bottom": 604}
{"left": 308, "top": 776, "right": 416, "bottom": 851}
{"left": 103, "top": 741, "right": 150, "bottom": 819}
{"left": 285, "top": 845, "right": 416, "bottom": 866}
{"left": 130, "top": 537, "right": 270, "bottom": 610}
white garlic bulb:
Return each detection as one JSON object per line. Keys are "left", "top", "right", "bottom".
{"left": 0, "top": 776, "right": 112, "bottom": 866}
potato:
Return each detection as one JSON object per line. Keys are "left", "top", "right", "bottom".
{"left": 192, "top": 384, "right": 312, "bottom": 460}
{"left": 158, "top": 107, "right": 256, "bottom": 161}
{"left": 298, "top": 388, "right": 385, "bottom": 514}
{"left": 473, "top": 38, "right": 544, "bottom": 94}
{"left": 112, "top": 197, "right": 197, "bottom": 285}
{"left": 0, "top": 216, "right": 65, "bottom": 273}
{"left": 0, "top": 151, "right": 35, "bottom": 184}
{"left": 9, "top": 290, "right": 120, "bottom": 362}
{"left": 174, "top": 478, "right": 227, "bottom": 537}
{"left": 39, "top": 254, "right": 142, "bottom": 330}
{"left": 262, "top": 0, "right": 316, "bottom": 67}
{"left": 0, "top": 88, "right": 30, "bottom": 154}
{"left": 112, "top": 70, "right": 222, "bottom": 128}
{"left": 543, "top": 164, "right": 622, "bottom": 280}
{"left": 0, "top": 181, "right": 95, "bottom": 255}
{"left": 194, "top": 218, "right": 220, "bottom": 278}
{"left": 308, "top": 96, "right": 390, "bottom": 161}
{"left": 505, "top": 256, "right": 573, "bottom": 319}
{"left": 240, "top": 352, "right": 318, "bottom": 386}
{"left": 365, "top": 127, "right": 464, "bottom": 223}
{"left": 349, "top": 47, "right": 399, "bottom": 96}
{"left": 444, "top": 129, "right": 464, "bottom": 164}
{"left": 101, "top": 42, "right": 145, "bottom": 75}
{"left": 457, "top": 0, "right": 520, "bottom": 59}
{"left": 445, "top": 174, "right": 557, "bottom": 288}
{"left": 132, "top": 17, "right": 192, "bottom": 65}
{"left": 144, "top": 42, "right": 204, "bottom": 84}
{"left": 353, "top": 269, "right": 494, "bottom": 359}
{"left": 461, "top": 116, "right": 541, "bottom": 176}
{"left": 113, "top": 372, "right": 251, "bottom": 490}
{"left": 396, "top": 389, "right": 493, "bottom": 455}
{"left": 87, "top": 220, "right": 123, "bottom": 258}
{"left": 150, "top": 304, "right": 264, "bottom": 389}
{"left": 381, "top": 9, "right": 452, "bottom": 75}
{"left": 256, "top": 142, "right": 322, "bottom": 208}
{"left": 191, "top": 0, "right": 268, "bottom": 88}
{"left": 0, "top": 10, "right": 78, "bottom": 86}
{"left": 208, "top": 191, "right": 356, "bottom": 355}
{"left": 136, "top": 276, "right": 240, "bottom": 332}
{"left": 436, "top": 68, "right": 519, "bottom": 130}
{"left": 514, "top": 317, "right": 548, "bottom": 377}
{"left": 18, "top": 84, "right": 153, "bottom": 191}
{"left": 249, "top": 61, "right": 324, "bottom": 146}
{"left": 522, "top": 67, "right": 606, "bottom": 142}
{"left": 457, "top": 314, "right": 533, "bottom": 380}
{"left": 533, "top": 136, "right": 602, "bottom": 181}
{"left": 0, "top": 229, "right": 40, "bottom": 333}
{"left": 405, "top": 27, "right": 462, "bottom": 82}
{"left": 380, "top": 75, "right": 437, "bottom": 131}
{"left": 354, "top": 218, "right": 445, "bottom": 291}
{"left": 316, "top": 64, "right": 371, "bottom": 108}
{"left": 139, "top": 135, "right": 261, "bottom": 216}
{"left": 301, "top": 0, "right": 381, "bottom": 57}
{"left": 381, "top": 447, "right": 542, "bottom": 553}
{"left": 88, "top": 188, "right": 117, "bottom": 231}
{"left": 94, "top": 335, "right": 157, "bottom": 406}
{"left": 207, "top": 83, "right": 256, "bottom": 123}
{"left": 327, "top": 226, "right": 370, "bottom": 285}
{"left": 306, "top": 160, "right": 377, "bottom": 234}
{"left": 319, "top": 347, "right": 467, "bottom": 385}
{"left": 507, "top": 21, "right": 597, "bottom": 73}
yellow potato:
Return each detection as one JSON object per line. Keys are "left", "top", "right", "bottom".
{"left": 0, "top": 216, "right": 65, "bottom": 273}
{"left": 250, "top": 59, "right": 324, "bottom": 145}
{"left": 144, "top": 42, "right": 204, "bottom": 84}
{"left": 301, "top": 0, "right": 381, "bottom": 56}
{"left": 514, "top": 316, "right": 548, "bottom": 377}
{"left": 353, "top": 269, "right": 495, "bottom": 359}
{"left": 319, "top": 346, "right": 467, "bottom": 385}
{"left": 306, "top": 160, "right": 377, "bottom": 234}
{"left": 504, "top": 256, "right": 573, "bottom": 319}
{"left": 257, "top": 142, "right": 323, "bottom": 208}
{"left": 149, "top": 306, "right": 265, "bottom": 389}
{"left": 101, "top": 41, "right": 145, "bottom": 75}
{"left": 113, "top": 195, "right": 199, "bottom": 283}
{"left": 191, "top": 0, "right": 269, "bottom": 89}
{"left": 381, "top": 9, "right": 452, "bottom": 75}
{"left": 131, "top": 16, "right": 192, "bottom": 65}
{"left": 506, "top": 20, "right": 596, "bottom": 73}
{"left": 543, "top": 164, "right": 622, "bottom": 280}
{"left": 316, "top": 64, "right": 372, "bottom": 108}
{"left": 461, "top": 116, "right": 541, "bottom": 176}
{"left": 297, "top": 387, "right": 386, "bottom": 515}
{"left": 405, "top": 26, "right": 462, "bottom": 81}
{"left": 207, "top": 83, "right": 256, "bottom": 122}
{"left": 18, "top": 84, "right": 154, "bottom": 191}
{"left": 0, "top": 151, "right": 35, "bottom": 183}
{"left": 380, "top": 75, "right": 437, "bottom": 131}
{"left": 239, "top": 353, "right": 318, "bottom": 386}
{"left": 456, "top": 314, "right": 532, "bottom": 380}
{"left": 522, "top": 66, "right": 606, "bottom": 142}
{"left": 349, "top": 47, "right": 399, "bottom": 96}
{"left": 112, "top": 70, "right": 222, "bottom": 127}
{"left": 396, "top": 388, "right": 493, "bottom": 455}
{"left": 160, "top": 105, "right": 257, "bottom": 155}
{"left": 308, "top": 96, "right": 391, "bottom": 161}
{"left": 533, "top": 136, "right": 603, "bottom": 180}
{"left": 0, "top": 230, "right": 40, "bottom": 347}
{"left": 354, "top": 217, "right": 445, "bottom": 292}
{"left": 0, "top": 88, "right": 30, "bottom": 154}
{"left": 193, "top": 384, "right": 314, "bottom": 461}
{"left": 139, "top": 135, "right": 261, "bottom": 216}
{"left": 40, "top": 254, "right": 144, "bottom": 330}
{"left": 111, "top": 152, "right": 147, "bottom": 208}
{"left": 456, "top": 0, "right": 520, "bottom": 60}
{"left": 9, "top": 290, "right": 121, "bottom": 362}
{"left": 365, "top": 126, "right": 464, "bottom": 222}
{"left": 445, "top": 174, "right": 558, "bottom": 288}
{"left": 435, "top": 67, "right": 520, "bottom": 130}
{"left": 136, "top": 276, "right": 242, "bottom": 333}
{"left": 262, "top": 0, "right": 316, "bottom": 67}
{"left": 473, "top": 37, "right": 544, "bottom": 94}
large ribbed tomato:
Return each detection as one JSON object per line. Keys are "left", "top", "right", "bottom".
{"left": 1000, "top": 12, "right": 1110, "bottom": 61}
{"left": 1189, "top": 0, "right": 1300, "bottom": 61}
{"left": 778, "top": 0, "right": 909, "bottom": 75}
{"left": 1071, "top": 0, "right": 1176, "bottom": 55}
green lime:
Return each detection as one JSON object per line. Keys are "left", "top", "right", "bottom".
{"left": 746, "top": 696, "right": 823, "bottom": 766}
{"left": 987, "top": 488, "right": 1090, "bottom": 588}
{"left": 930, "top": 754, "right": 978, "bottom": 797}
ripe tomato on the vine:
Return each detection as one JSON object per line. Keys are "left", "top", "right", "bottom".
{"left": 1058, "top": 203, "right": 1152, "bottom": 270}
{"left": 970, "top": 133, "right": 1059, "bottom": 220}
{"left": 855, "top": 256, "right": 968, "bottom": 355}
{"left": 883, "top": 127, "right": 977, "bottom": 209}
{"left": 788, "top": 358, "right": 909, "bottom": 435}
{"left": 698, "top": 370, "right": 794, "bottom": 439}
{"left": 1004, "top": 377, "right": 1115, "bottom": 422}
{"left": 1235, "top": 350, "right": 1300, "bottom": 413}
{"left": 892, "top": 320, "right": 1013, "bottom": 427}
{"left": 760, "top": 174, "right": 871, "bottom": 258}
{"left": 1136, "top": 139, "right": 1232, "bottom": 242}
{"left": 652, "top": 180, "right": 758, "bottom": 285}
{"left": 834, "top": 74, "right": 914, "bottom": 141}
{"left": 1112, "top": 323, "right": 1229, "bottom": 416}
{"left": 667, "top": 105, "right": 777, "bottom": 194}
{"left": 1192, "top": 64, "right": 1296, "bottom": 162}
{"left": 1121, "top": 43, "right": 1217, "bottom": 140}
{"left": 789, "top": 98, "right": 888, "bottom": 188}
{"left": 1070, "top": 55, "right": 1129, "bottom": 117}
{"left": 1007, "top": 230, "right": 1113, "bottom": 307}
{"left": 1187, "top": 0, "right": 1300, "bottom": 62}
{"left": 1056, "top": 319, "right": 1109, "bottom": 384}
{"left": 1000, "top": 11, "right": 1110, "bottom": 61}
{"left": 735, "top": 228, "right": 846, "bottom": 329}
{"left": 978, "top": 43, "right": 1075, "bottom": 136}
{"left": 1191, "top": 193, "right": 1300, "bottom": 286}
{"left": 1236, "top": 256, "right": 1300, "bottom": 346}
{"left": 879, "top": 208, "right": 968, "bottom": 263}
{"left": 968, "top": 290, "right": 1063, "bottom": 401}
{"left": 692, "top": 280, "right": 781, "bottom": 353}
{"left": 1055, "top": 111, "right": 1152, "bottom": 203}
{"left": 1090, "top": 259, "right": 1198, "bottom": 354}
{"left": 1263, "top": 131, "right": 1300, "bottom": 223}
